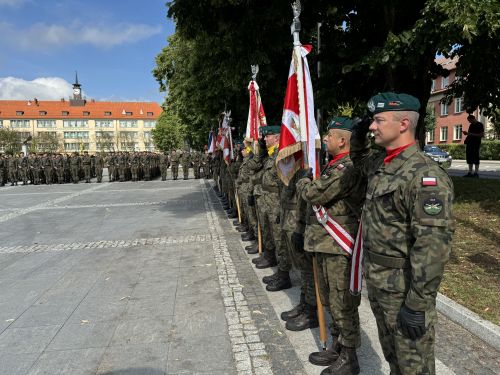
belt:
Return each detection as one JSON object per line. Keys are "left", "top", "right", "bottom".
{"left": 366, "top": 250, "right": 409, "bottom": 269}
{"left": 262, "top": 185, "right": 279, "bottom": 193}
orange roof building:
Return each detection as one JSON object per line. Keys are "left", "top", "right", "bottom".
{"left": 0, "top": 77, "right": 163, "bottom": 153}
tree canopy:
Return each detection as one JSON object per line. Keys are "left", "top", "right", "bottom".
{"left": 153, "top": 0, "right": 500, "bottom": 145}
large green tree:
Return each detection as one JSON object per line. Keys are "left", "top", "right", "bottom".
{"left": 152, "top": 110, "right": 187, "bottom": 152}
{"left": 0, "top": 129, "right": 21, "bottom": 155}
{"left": 154, "top": 0, "right": 500, "bottom": 145}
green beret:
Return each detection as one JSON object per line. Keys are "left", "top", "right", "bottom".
{"left": 367, "top": 92, "right": 420, "bottom": 114}
{"left": 327, "top": 117, "right": 354, "bottom": 132}
{"left": 260, "top": 125, "right": 281, "bottom": 135}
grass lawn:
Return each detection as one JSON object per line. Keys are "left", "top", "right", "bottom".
{"left": 440, "top": 177, "right": 500, "bottom": 325}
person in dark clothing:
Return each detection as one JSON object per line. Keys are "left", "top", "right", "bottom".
{"left": 463, "top": 114, "right": 485, "bottom": 177}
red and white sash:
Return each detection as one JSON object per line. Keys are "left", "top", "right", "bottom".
{"left": 313, "top": 204, "right": 364, "bottom": 294}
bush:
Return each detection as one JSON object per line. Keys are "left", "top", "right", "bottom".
{"left": 438, "top": 141, "right": 500, "bottom": 160}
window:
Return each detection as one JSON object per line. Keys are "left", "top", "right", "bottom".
{"left": 36, "top": 131, "right": 57, "bottom": 137}
{"left": 144, "top": 120, "right": 156, "bottom": 128}
{"left": 120, "top": 142, "right": 139, "bottom": 151}
{"left": 64, "top": 143, "right": 89, "bottom": 151}
{"left": 16, "top": 111, "right": 24, "bottom": 116}
{"left": 125, "top": 111, "right": 133, "bottom": 116}
{"left": 16, "top": 131, "right": 31, "bottom": 140}
{"left": 83, "top": 111, "right": 90, "bottom": 116}
{"left": 62, "top": 111, "right": 69, "bottom": 116}
{"left": 0, "top": 120, "right": 3, "bottom": 128}
{"left": 96, "top": 131, "right": 115, "bottom": 138}
{"left": 37, "top": 119, "right": 56, "bottom": 128}
{"left": 63, "top": 119, "right": 88, "bottom": 128}
{"left": 143, "top": 131, "right": 152, "bottom": 140}
{"left": 104, "top": 111, "right": 112, "bottom": 116}
{"left": 441, "top": 76, "right": 449, "bottom": 89}
{"left": 440, "top": 103, "right": 448, "bottom": 116}
{"left": 440, "top": 127, "right": 448, "bottom": 142}
{"left": 39, "top": 111, "right": 47, "bottom": 116}
{"left": 145, "top": 142, "right": 155, "bottom": 151}
{"left": 95, "top": 119, "right": 114, "bottom": 128}
{"left": 119, "top": 120, "right": 137, "bottom": 128}
{"left": 63, "top": 131, "right": 89, "bottom": 139}
{"left": 431, "top": 80, "right": 435, "bottom": 92}
{"left": 147, "top": 112, "right": 154, "bottom": 117}
{"left": 427, "top": 130, "right": 435, "bottom": 143}
{"left": 454, "top": 97, "right": 463, "bottom": 113}
{"left": 453, "top": 125, "right": 462, "bottom": 141}
{"left": 119, "top": 131, "right": 138, "bottom": 139}
{"left": 10, "top": 119, "right": 30, "bottom": 128}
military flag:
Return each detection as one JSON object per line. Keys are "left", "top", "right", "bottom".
{"left": 245, "top": 68, "right": 267, "bottom": 142}
{"left": 276, "top": 44, "right": 321, "bottom": 185}
{"left": 207, "top": 130, "right": 215, "bottom": 153}
{"left": 216, "top": 111, "right": 232, "bottom": 165}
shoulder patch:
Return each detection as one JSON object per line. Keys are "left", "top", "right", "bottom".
{"left": 422, "top": 197, "right": 443, "bottom": 216}
{"left": 336, "top": 163, "right": 345, "bottom": 171}
{"left": 422, "top": 177, "right": 437, "bottom": 186}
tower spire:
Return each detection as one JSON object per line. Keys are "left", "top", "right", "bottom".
{"left": 74, "top": 71, "right": 80, "bottom": 87}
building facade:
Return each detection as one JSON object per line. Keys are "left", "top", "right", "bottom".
{"left": 426, "top": 57, "right": 493, "bottom": 145}
{"left": 0, "top": 78, "right": 162, "bottom": 153}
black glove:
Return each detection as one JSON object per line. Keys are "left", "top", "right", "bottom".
{"left": 351, "top": 115, "right": 372, "bottom": 138}
{"left": 258, "top": 135, "right": 267, "bottom": 157}
{"left": 298, "top": 168, "right": 312, "bottom": 179}
{"left": 397, "top": 305, "right": 426, "bottom": 341}
{"left": 247, "top": 195, "right": 255, "bottom": 206}
{"left": 291, "top": 232, "right": 304, "bottom": 252}
{"left": 275, "top": 215, "right": 281, "bottom": 224}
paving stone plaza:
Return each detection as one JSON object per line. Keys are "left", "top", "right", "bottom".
{"left": 0, "top": 175, "right": 498, "bottom": 375}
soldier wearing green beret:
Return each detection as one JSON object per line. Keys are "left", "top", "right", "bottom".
{"left": 350, "top": 92, "right": 455, "bottom": 375}
{"left": 296, "top": 117, "right": 366, "bottom": 374}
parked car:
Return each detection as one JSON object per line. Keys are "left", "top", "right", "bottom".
{"left": 423, "top": 145, "right": 453, "bottom": 167}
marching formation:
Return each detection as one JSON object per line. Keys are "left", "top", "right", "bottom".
{"left": 211, "top": 92, "right": 455, "bottom": 375}
{"left": 0, "top": 150, "right": 211, "bottom": 186}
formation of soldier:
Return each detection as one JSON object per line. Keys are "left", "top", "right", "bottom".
{"left": 0, "top": 149, "right": 211, "bottom": 186}
{"left": 213, "top": 92, "right": 454, "bottom": 375}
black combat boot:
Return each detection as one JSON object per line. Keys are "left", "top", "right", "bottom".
{"left": 254, "top": 255, "right": 277, "bottom": 269}
{"left": 320, "top": 346, "right": 359, "bottom": 375}
{"left": 281, "top": 293, "right": 306, "bottom": 321}
{"left": 309, "top": 336, "right": 341, "bottom": 366}
{"left": 241, "top": 232, "right": 256, "bottom": 241}
{"left": 251, "top": 254, "right": 264, "bottom": 264}
{"left": 262, "top": 272, "right": 280, "bottom": 284}
{"left": 227, "top": 209, "right": 238, "bottom": 219}
{"left": 236, "top": 225, "right": 248, "bottom": 232}
{"left": 266, "top": 271, "right": 292, "bottom": 291}
{"left": 246, "top": 244, "right": 259, "bottom": 254}
{"left": 285, "top": 303, "right": 319, "bottom": 330}
{"left": 232, "top": 219, "right": 240, "bottom": 226}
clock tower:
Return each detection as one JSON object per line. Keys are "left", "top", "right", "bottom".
{"left": 70, "top": 71, "right": 85, "bottom": 106}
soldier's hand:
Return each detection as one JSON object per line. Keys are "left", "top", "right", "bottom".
{"left": 247, "top": 195, "right": 255, "bottom": 207}
{"left": 351, "top": 115, "right": 372, "bottom": 138}
{"left": 291, "top": 232, "right": 304, "bottom": 252}
{"left": 397, "top": 305, "right": 426, "bottom": 341}
{"left": 275, "top": 215, "right": 280, "bottom": 224}
{"left": 258, "top": 135, "right": 267, "bottom": 151}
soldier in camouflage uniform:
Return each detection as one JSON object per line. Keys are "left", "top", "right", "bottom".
{"left": 235, "top": 140, "right": 255, "bottom": 235}
{"left": 350, "top": 93, "right": 455, "bottom": 375}
{"left": 18, "top": 152, "right": 29, "bottom": 185}
{"left": 129, "top": 152, "right": 140, "bottom": 181}
{"left": 70, "top": 152, "right": 81, "bottom": 183}
{"left": 30, "top": 154, "right": 41, "bottom": 185}
{"left": 192, "top": 151, "right": 201, "bottom": 179}
{"left": 82, "top": 151, "right": 92, "bottom": 183}
{"left": 170, "top": 150, "right": 180, "bottom": 180}
{"left": 95, "top": 153, "right": 104, "bottom": 183}
{"left": 54, "top": 154, "right": 65, "bottom": 184}
{"left": 159, "top": 152, "right": 169, "bottom": 181}
{"left": 41, "top": 153, "right": 53, "bottom": 184}
{"left": 8, "top": 154, "right": 19, "bottom": 186}
{"left": 180, "top": 149, "right": 191, "bottom": 180}
{"left": 297, "top": 117, "right": 366, "bottom": 374}
{"left": 0, "top": 154, "right": 6, "bottom": 186}
{"left": 106, "top": 152, "right": 116, "bottom": 182}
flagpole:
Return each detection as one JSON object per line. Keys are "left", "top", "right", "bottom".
{"left": 291, "top": 0, "right": 327, "bottom": 352}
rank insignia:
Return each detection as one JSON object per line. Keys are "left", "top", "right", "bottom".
{"left": 423, "top": 197, "right": 443, "bottom": 216}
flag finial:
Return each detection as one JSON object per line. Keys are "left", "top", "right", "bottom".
{"left": 291, "top": 1, "right": 301, "bottom": 46}
{"left": 251, "top": 65, "right": 259, "bottom": 81}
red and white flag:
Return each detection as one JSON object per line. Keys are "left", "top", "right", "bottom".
{"left": 276, "top": 44, "right": 321, "bottom": 185}
{"left": 245, "top": 81, "right": 267, "bottom": 142}
{"left": 216, "top": 111, "right": 232, "bottom": 165}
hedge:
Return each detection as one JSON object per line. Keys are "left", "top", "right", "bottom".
{"left": 437, "top": 141, "right": 500, "bottom": 160}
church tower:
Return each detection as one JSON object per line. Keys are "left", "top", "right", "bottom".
{"left": 70, "top": 71, "right": 85, "bottom": 106}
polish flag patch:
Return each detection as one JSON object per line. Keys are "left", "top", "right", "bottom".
{"left": 422, "top": 177, "right": 437, "bottom": 186}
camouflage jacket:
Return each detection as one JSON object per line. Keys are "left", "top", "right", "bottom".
{"left": 236, "top": 155, "right": 253, "bottom": 186}
{"left": 180, "top": 152, "right": 191, "bottom": 165}
{"left": 351, "top": 137, "right": 455, "bottom": 312}
{"left": 260, "top": 149, "right": 280, "bottom": 194}
{"left": 94, "top": 155, "right": 104, "bottom": 168}
{"left": 170, "top": 152, "right": 180, "bottom": 164}
{"left": 296, "top": 154, "right": 365, "bottom": 254}
{"left": 280, "top": 171, "right": 307, "bottom": 234}
{"left": 82, "top": 155, "right": 91, "bottom": 165}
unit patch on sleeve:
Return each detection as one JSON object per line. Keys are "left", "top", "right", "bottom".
{"left": 422, "top": 177, "right": 437, "bottom": 186}
{"left": 422, "top": 197, "right": 443, "bottom": 216}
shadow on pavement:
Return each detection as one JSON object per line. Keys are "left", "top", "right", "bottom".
{"left": 100, "top": 368, "right": 166, "bottom": 375}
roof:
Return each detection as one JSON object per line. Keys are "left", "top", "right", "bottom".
{"left": 435, "top": 56, "right": 459, "bottom": 71}
{"left": 0, "top": 100, "right": 163, "bottom": 119}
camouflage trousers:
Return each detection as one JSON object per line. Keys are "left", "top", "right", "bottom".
{"left": 255, "top": 195, "right": 274, "bottom": 256}
{"left": 288, "top": 238, "right": 316, "bottom": 307}
{"left": 317, "top": 253, "right": 361, "bottom": 348}
{"left": 44, "top": 167, "right": 53, "bottom": 184}
{"left": 9, "top": 168, "right": 18, "bottom": 183}
{"left": 56, "top": 168, "right": 64, "bottom": 183}
{"left": 131, "top": 165, "right": 139, "bottom": 181}
{"left": 160, "top": 166, "right": 167, "bottom": 180}
{"left": 259, "top": 192, "right": 291, "bottom": 272}
{"left": 83, "top": 165, "right": 91, "bottom": 181}
{"left": 367, "top": 282, "right": 436, "bottom": 375}
{"left": 96, "top": 167, "right": 103, "bottom": 182}
{"left": 71, "top": 167, "right": 79, "bottom": 183}
{"left": 19, "top": 167, "right": 28, "bottom": 183}
{"left": 171, "top": 164, "right": 178, "bottom": 179}
{"left": 182, "top": 165, "right": 189, "bottom": 179}
{"left": 239, "top": 184, "right": 257, "bottom": 234}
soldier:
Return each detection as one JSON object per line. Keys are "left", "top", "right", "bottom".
{"left": 81, "top": 151, "right": 92, "bottom": 183}
{"left": 30, "top": 153, "right": 41, "bottom": 185}
{"left": 170, "top": 150, "right": 179, "bottom": 180}
{"left": 70, "top": 152, "right": 81, "bottom": 183}
{"left": 297, "top": 117, "right": 366, "bottom": 374}
{"left": 201, "top": 149, "right": 209, "bottom": 178}
{"left": 350, "top": 92, "right": 455, "bottom": 375}
{"left": 180, "top": 149, "right": 191, "bottom": 180}
{"left": 8, "top": 154, "right": 19, "bottom": 186}
{"left": 159, "top": 152, "right": 169, "bottom": 181}
{"left": 17, "top": 152, "right": 28, "bottom": 185}
{"left": 192, "top": 150, "right": 201, "bottom": 179}
{"left": 0, "top": 154, "right": 6, "bottom": 186}
{"left": 53, "top": 153, "right": 65, "bottom": 184}
{"left": 95, "top": 152, "right": 104, "bottom": 183}
{"left": 129, "top": 152, "right": 139, "bottom": 181}
{"left": 42, "top": 153, "right": 54, "bottom": 184}
{"left": 142, "top": 151, "right": 151, "bottom": 181}
{"left": 106, "top": 152, "right": 116, "bottom": 182}
{"left": 63, "top": 153, "right": 71, "bottom": 183}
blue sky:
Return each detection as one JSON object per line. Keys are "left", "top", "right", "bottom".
{"left": 0, "top": 0, "right": 175, "bottom": 103}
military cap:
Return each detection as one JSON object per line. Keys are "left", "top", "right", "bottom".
{"left": 327, "top": 116, "right": 354, "bottom": 131}
{"left": 367, "top": 92, "right": 420, "bottom": 114}
{"left": 260, "top": 125, "right": 281, "bottom": 135}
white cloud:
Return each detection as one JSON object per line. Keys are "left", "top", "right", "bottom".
{"left": 0, "top": 0, "right": 28, "bottom": 7}
{"left": 0, "top": 21, "right": 162, "bottom": 50}
{"left": 0, "top": 77, "right": 74, "bottom": 100}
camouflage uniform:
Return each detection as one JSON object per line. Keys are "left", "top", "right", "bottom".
{"left": 42, "top": 155, "right": 53, "bottom": 184}
{"left": 192, "top": 151, "right": 201, "bottom": 179}
{"left": 159, "top": 153, "right": 169, "bottom": 181}
{"left": 19, "top": 154, "right": 29, "bottom": 185}
{"left": 8, "top": 155, "right": 19, "bottom": 185}
{"left": 54, "top": 155, "right": 65, "bottom": 184}
{"left": 351, "top": 136, "right": 454, "bottom": 374}
{"left": 82, "top": 153, "right": 92, "bottom": 182}
{"left": 70, "top": 154, "right": 81, "bottom": 183}
{"left": 170, "top": 151, "right": 180, "bottom": 180}
{"left": 95, "top": 153, "right": 104, "bottom": 183}
{"left": 0, "top": 156, "right": 6, "bottom": 186}
{"left": 180, "top": 151, "right": 191, "bottom": 180}
{"left": 30, "top": 155, "right": 42, "bottom": 185}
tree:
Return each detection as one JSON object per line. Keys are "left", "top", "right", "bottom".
{"left": 30, "top": 132, "right": 61, "bottom": 153}
{"left": 0, "top": 128, "right": 21, "bottom": 155}
{"left": 155, "top": 0, "right": 500, "bottom": 145}
{"left": 152, "top": 110, "right": 187, "bottom": 152}
{"left": 95, "top": 131, "right": 116, "bottom": 152}
{"left": 424, "top": 104, "right": 437, "bottom": 132}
